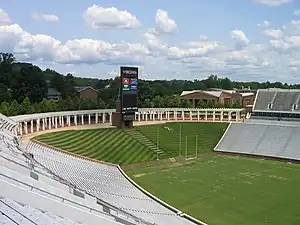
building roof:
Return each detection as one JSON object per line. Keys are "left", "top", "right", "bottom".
{"left": 180, "top": 90, "right": 234, "bottom": 98}
{"left": 74, "top": 86, "right": 99, "bottom": 93}
{"left": 47, "top": 88, "right": 61, "bottom": 95}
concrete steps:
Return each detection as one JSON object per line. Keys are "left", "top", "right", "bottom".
{"left": 125, "top": 129, "right": 165, "bottom": 155}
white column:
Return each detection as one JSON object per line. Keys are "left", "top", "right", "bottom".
{"left": 181, "top": 111, "right": 184, "bottom": 120}
{"left": 220, "top": 111, "right": 224, "bottom": 121}
{"left": 95, "top": 113, "right": 98, "bottom": 124}
{"left": 174, "top": 111, "right": 177, "bottom": 120}
{"left": 197, "top": 111, "right": 200, "bottom": 121}
{"left": 48, "top": 118, "right": 51, "bottom": 129}
{"left": 55, "top": 117, "right": 58, "bottom": 128}
{"left": 213, "top": 111, "right": 216, "bottom": 121}
{"left": 160, "top": 112, "right": 163, "bottom": 121}
{"left": 24, "top": 122, "right": 28, "bottom": 134}
{"left": 138, "top": 113, "right": 141, "bottom": 121}
{"left": 102, "top": 113, "right": 105, "bottom": 123}
{"left": 228, "top": 112, "right": 231, "bottom": 121}
{"left": 81, "top": 115, "right": 84, "bottom": 125}
{"left": 189, "top": 111, "right": 192, "bottom": 121}
{"left": 52, "top": 117, "right": 55, "bottom": 127}
{"left": 61, "top": 116, "right": 65, "bottom": 127}
{"left": 109, "top": 113, "right": 112, "bottom": 123}
{"left": 42, "top": 119, "right": 45, "bottom": 131}
{"left": 152, "top": 112, "right": 155, "bottom": 121}
{"left": 145, "top": 112, "right": 148, "bottom": 121}
{"left": 88, "top": 114, "right": 91, "bottom": 124}
{"left": 36, "top": 119, "right": 40, "bottom": 132}
{"left": 167, "top": 111, "right": 170, "bottom": 121}
{"left": 19, "top": 123, "right": 23, "bottom": 136}
{"left": 67, "top": 116, "right": 71, "bottom": 126}
{"left": 74, "top": 115, "right": 77, "bottom": 126}
{"left": 30, "top": 120, "right": 33, "bottom": 133}
{"left": 205, "top": 111, "right": 208, "bottom": 120}
{"left": 236, "top": 111, "right": 240, "bottom": 121}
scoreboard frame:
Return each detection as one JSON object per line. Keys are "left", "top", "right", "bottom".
{"left": 120, "top": 66, "right": 138, "bottom": 116}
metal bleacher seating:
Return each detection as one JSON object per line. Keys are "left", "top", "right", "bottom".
{"left": 253, "top": 90, "right": 276, "bottom": 111}
{"left": 0, "top": 116, "right": 128, "bottom": 225}
{"left": 253, "top": 89, "right": 300, "bottom": 112}
{"left": 25, "top": 141, "right": 197, "bottom": 225}
{"left": 0, "top": 112, "right": 199, "bottom": 225}
{"left": 271, "top": 91, "right": 299, "bottom": 112}
{"left": 215, "top": 122, "right": 300, "bottom": 160}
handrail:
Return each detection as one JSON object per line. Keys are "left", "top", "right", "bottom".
{"left": 0, "top": 210, "right": 19, "bottom": 224}
{"left": 21, "top": 151, "right": 153, "bottom": 225}
{"left": 1, "top": 150, "right": 151, "bottom": 225}
{"left": 0, "top": 173, "right": 112, "bottom": 219}
{"left": 0, "top": 199, "right": 37, "bottom": 224}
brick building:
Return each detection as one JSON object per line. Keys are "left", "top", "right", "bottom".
{"left": 180, "top": 89, "right": 256, "bottom": 108}
{"left": 74, "top": 86, "right": 99, "bottom": 101}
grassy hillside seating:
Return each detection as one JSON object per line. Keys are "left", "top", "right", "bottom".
{"left": 34, "top": 128, "right": 156, "bottom": 165}
{"left": 136, "top": 122, "right": 228, "bottom": 157}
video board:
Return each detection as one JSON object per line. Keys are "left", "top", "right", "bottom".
{"left": 120, "top": 66, "right": 138, "bottom": 114}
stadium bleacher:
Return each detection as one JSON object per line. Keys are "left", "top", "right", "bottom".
{"left": 25, "top": 141, "right": 197, "bottom": 225}
{"left": 253, "top": 89, "right": 300, "bottom": 112}
{"left": 215, "top": 88, "right": 300, "bottom": 161}
{"left": 215, "top": 120, "right": 300, "bottom": 160}
{"left": 0, "top": 112, "right": 199, "bottom": 225}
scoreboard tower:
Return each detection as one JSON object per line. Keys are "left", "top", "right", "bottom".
{"left": 115, "top": 66, "right": 138, "bottom": 129}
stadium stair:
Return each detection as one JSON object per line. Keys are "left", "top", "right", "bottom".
{"left": 125, "top": 129, "right": 165, "bottom": 156}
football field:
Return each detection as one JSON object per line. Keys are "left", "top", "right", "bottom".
{"left": 33, "top": 122, "right": 300, "bottom": 225}
{"left": 125, "top": 155, "right": 300, "bottom": 225}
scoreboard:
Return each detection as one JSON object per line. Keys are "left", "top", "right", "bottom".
{"left": 120, "top": 67, "right": 138, "bottom": 115}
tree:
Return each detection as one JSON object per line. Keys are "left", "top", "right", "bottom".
{"left": 20, "top": 97, "right": 32, "bottom": 114}
{"left": 0, "top": 84, "right": 12, "bottom": 102}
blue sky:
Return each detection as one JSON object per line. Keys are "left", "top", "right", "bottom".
{"left": 0, "top": 0, "right": 300, "bottom": 82}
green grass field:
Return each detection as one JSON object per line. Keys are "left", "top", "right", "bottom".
{"left": 33, "top": 122, "right": 300, "bottom": 225}
{"left": 33, "top": 128, "right": 156, "bottom": 164}
{"left": 33, "top": 122, "right": 227, "bottom": 165}
{"left": 136, "top": 122, "right": 227, "bottom": 157}
{"left": 126, "top": 155, "right": 300, "bottom": 225}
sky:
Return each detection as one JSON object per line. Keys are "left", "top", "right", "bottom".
{"left": 0, "top": 0, "right": 300, "bottom": 82}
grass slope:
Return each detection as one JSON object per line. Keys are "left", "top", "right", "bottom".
{"left": 34, "top": 128, "right": 156, "bottom": 165}
{"left": 136, "top": 122, "right": 227, "bottom": 157}
{"left": 126, "top": 155, "right": 300, "bottom": 225}
{"left": 34, "top": 122, "right": 227, "bottom": 164}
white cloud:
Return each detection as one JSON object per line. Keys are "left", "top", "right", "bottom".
{"left": 31, "top": 12, "right": 59, "bottom": 22}
{"left": 0, "top": 8, "right": 11, "bottom": 25}
{"left": 294, "top": 9, "right": 300, "bottom": 16}
{"left": 231, "top": 29, "right": 250, "bottom": 48}
{"left": 1, "top": 8, "right": 300, "bottom": 82}
{"left": 252, "top": 0, "right": 293, "bottom": 6}
{"left": 263, "top": 29, "right": 283, "bottom": 39}
{"left": 257, "top": 20, "right": 271, "bottom": 28}
{"left": 155, "top": 9, "right": 177, "bottom": 33}
{"left": 83, "top": 5, "right": 140, "bottom": 29}
{"left": 141, "top": 9, "right": 177, "bottom": 41}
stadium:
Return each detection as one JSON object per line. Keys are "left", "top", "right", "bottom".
{"left": 1, "top": 88, "right": 300, "bottom": 225}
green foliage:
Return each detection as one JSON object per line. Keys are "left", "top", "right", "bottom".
{"left": 0, "top": 97, "right": 107, "bottom": 116}
{"left": 2, "top": 52, "right": 300, "bottom": 116}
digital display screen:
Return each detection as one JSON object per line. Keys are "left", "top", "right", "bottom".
{"left": 120, "top": 67, "right": 138, "bottom": 114}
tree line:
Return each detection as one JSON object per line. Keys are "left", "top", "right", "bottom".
{"left": 0, "top": 52, "right": 298, "bottom": 116}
